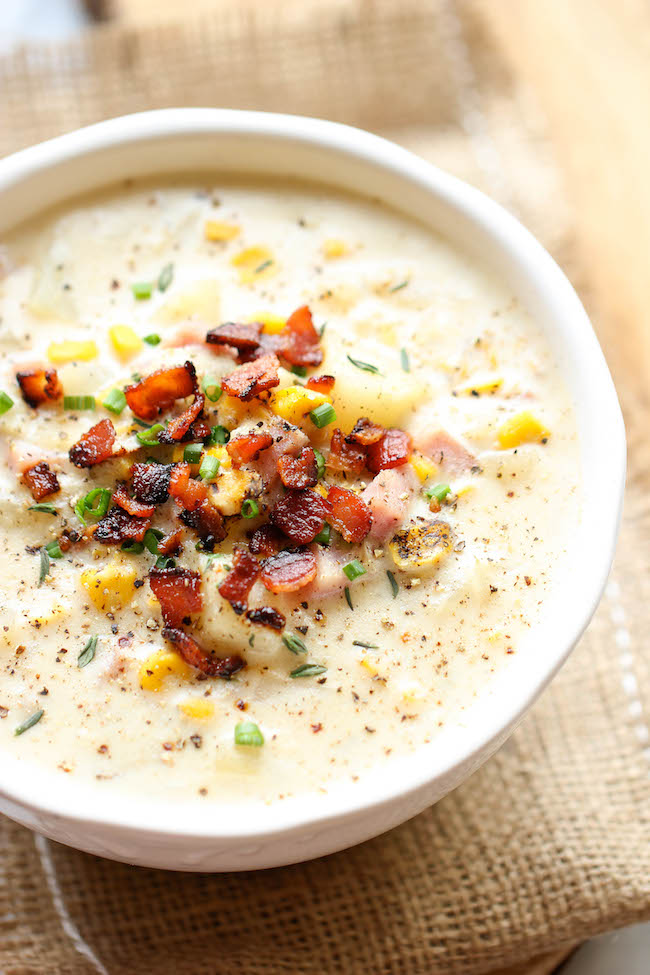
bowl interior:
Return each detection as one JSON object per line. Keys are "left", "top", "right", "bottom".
{"left": 0, "top": 110, "right": 625, "bottom": 842}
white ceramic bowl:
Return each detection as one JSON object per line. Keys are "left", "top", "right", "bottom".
{"left": 0, "top": 110, "right": 625, "bottom": 871}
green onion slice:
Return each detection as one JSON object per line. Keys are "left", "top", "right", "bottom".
{"left": 143, "top": 528, "right": 164, "bottom": 555}
{"left": 75, "top": 487, "right": 111, "bottom": 525}
{"left": 28, "top": 503, "right": 57, "bottom": 515}
{"left": 155, "top": 555, "right": 176, "bottom": 569}
{"left": 234, "top": 721, "right": 264, "bottom": 747}
{"left": 425, "top": 482, "right": 451, "bottom": 503}
{"left": 102, "top": 388, "right": 127, "bottom": 414}
{"left": 314, "top": 524, "right": 331, "bottom": 545}
{"left": 400, "top": 348, "right": 410, "bottom": 372}
{"left": 289, "top": 663, "right": 327, "bottom": 679}
{"left": 63, "top": 395, "right": 96, "bottom": 411}
{"left": 78, "top": 635, "right": 98, "bottom": 668}
{"left": 346, "top": 355, "right": 380, "bottom": 374}
{"left": 309, "top": 403, "right": 336, "bottom": 428}
{"left": 343, "top": 559, "right": 366, "bottom": 581}
{"left": 291, "top": 365, "right": 307, "bottom": 378}
{"left": 209, "top": 425, "right": 230, "bottom": 445}
{"left": 241, "top": 499, "right": 259, "bottom": 519}
{"left": 199, "top": 455, "right": 220, "bottom": 481}
{"left": 158, "top": 262, "right": 174, "bottom": 292}
{"left": 183, "top": 443, "right": 202, "bottom": 465}
{"left": 121, "top": 540, "right": 144, "bottom": 554}
{"left": 143, "top": 333, "right": 161, "bottom": 346}
{"left": 202, "top": 376, "right": 223, "bottom": 402}
{"left": 0, "top": 391, "right": 15, "bottom": 415}
{"left": 136, "top": 423, "right": 165, "bottom": 446}
{"left": 313, "top": 447, "right": 325, "bottom": 479}
{"left": 282, "top": 633, "right": 308, "bottom": 655}
{"left": 14, "top": 708, "right": 44, "bottom": 736}
{"left": 131, "top": 281, "right": 153, "bottom": 300}
{"left": 45, "top": 540, "right": 63, "bottom": 559}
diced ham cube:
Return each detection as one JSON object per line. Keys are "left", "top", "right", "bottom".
{"left": 416, "top": 429, "right": 476, "bottom": 476}
{"left": 361, "top": 466, "right": 418, "bottom": 543}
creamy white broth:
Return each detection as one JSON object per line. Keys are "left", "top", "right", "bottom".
{"left": 0, "top": 179, "right": 580, "bottom": 803}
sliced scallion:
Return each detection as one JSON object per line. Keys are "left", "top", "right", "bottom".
{"left": 136, "top": 423, "right": 165, "bottom": 446}
{"left": 63, "top": 395, "right": 96, "bottom": 411}
{"left": 314, "top": 523, "right": 331, "bottom": 545}
{"left": 425, "top": 482, "right": 451, "bottom": 503}
{"left": 75, "top": 487, "right": 111, "bottom": 525}
{"left": 234, "top": 721, "right": 264, "bottom": 746}
{"left": 102, "top": 388, "right": 127, "bottom": 415}
{"left": 209, "top": 425, "right": 230, "bottom": 445}
{"left": 241, "top": 499, "right": 259, "bottom": 519}
{"left": 0, "top": 391, "right": 15, "bottom": 414}
{"left": 313, "top": 447, "right": 325, "bottom": 479}
{"left": 121, "top": 540, "right": 144, "bottom": 554}
{"left": 143, "top": 528, "right": 164, "bottom": 555}
{"left": 199, "top": 455, "right": 220, "bottom": 481}
{"left": 343, "top": 559, "right": 366, "bottom": 581}
{"left": 155, "top": 555, "right": 176, "bottom": 569}
{"left": 309, "top": 402, "right": 336, "bottom": 428}
{"left": 45, "top": 540, "right": 63, "bottom": 559}
{"left": 131, "top": 281, "right": 153, "bottom": 300}
{"left": 183, "top": 443, "right": 202, "bottom": 465}
{"left": 291, "top": 365, "right": 307, "bottom": 378}
{"left": 202, "top": 376, "right": 222, "bottom": 402}
{"left": 143, "top": 333, "right": 161, "bottom": 346}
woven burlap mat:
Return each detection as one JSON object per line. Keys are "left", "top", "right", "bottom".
{"left": 1, "top": 2, "right": 648, "bottom": 973}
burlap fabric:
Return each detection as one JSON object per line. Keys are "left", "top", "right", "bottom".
{"left": 0, "top": 2, "right": 648, "bottom": 973}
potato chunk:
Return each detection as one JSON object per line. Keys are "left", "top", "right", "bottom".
{"left": 324, "top": 346, "right": 426, "bottom": 431}
{"left": 389, "top": 520, "right": 455, "bottom": 570}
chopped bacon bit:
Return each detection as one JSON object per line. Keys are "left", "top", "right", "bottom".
{"left": 184, "top": 418, "right": 212, "bottom": 443}
{"left": 249, "top": 524, "right": 284, "bottom": 557}
{"left": 168, "top": 462, "right": 208, "bottom": 512}
{"left": 124, "top": 361, "right": 197, "bottom": 421}
{"left": 162, "top": 627, "right": 245, "bottom": 678}
{"left": 93, "top": 506, "right": 151, "bottom": 545}
{"left": 22, "top": 462, "right": 60, "bottom": 501}
{"left": 157, "top": 528, "right": 183, "bottom": 556}
{"left": 113, "top": 483, "right": 155, "bottom": 518}
{"left": 131, "top": 463, "right": 172, "bottom": 505}
{"left": 278, "top": 305, "right": 323, "bottom": 368}
{"left": 261, "top": 547, "right": 317, "bottom": 593}
{"left": 205, "top": 321, "right": 263, "bottom": 359}
{"left": 69, "top": 418, "right": 123, "bottom": 468}
{"left": 149, "top": 566, "right": 203, "bottom": 628}
{"left": 218, "top": 547, "right": 261, "bottom": 614}
{"left": 277, "top": 446, "right": 318, "bottom": 489}
{"left": 327, "top": 485, "right": 373, "bottom": 543}
{"left": 327, "top": 429, "right": 366, "bottom": 474}
{"left": 179, "top": 501, "right": 226, "bottom": 551}
{"left": 349, "top": 416, "right": 385, "bottom": 446}
{"left": 366, "top": 428, "right": 413, "bottom": 474}
{"left": 305, "top": 374, "right": 335, "bottom": 395}
{"left": 245, "top": 606, "right": 286, "bottom": 631}
{"left": 271, "top": 489, "right": 331, "bottom": 544}
{"left": 226, "top": 431, "right": 274, "bottom": 467}
{"left": 16, "top": 368, "right": 63, "bottom": 408}
{"left": 221, "top": 353, "right": 281, "bottom": 401}
{"left": 157, "top": 393, "right": 205, "bottom": 443}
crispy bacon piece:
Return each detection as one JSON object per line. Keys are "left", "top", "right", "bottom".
{"left": 271, "top": 489, "right": 330, "bottom": 544}
{"left": 226, "top": 431, "right": 274, "bottom": 467}
{"left": 168, "top": 463, "right": 208, "bottom": 512}
{"left": 179, "top": 501, "right": 226, "bottom": 551}
{"left": 131, "top": 462, "right": 172, "bottom": 505}
{"left": 366, "top": 428, "right": 412, "bottom": 474}
{"left": 124, "top": 361, "right": 197, "bottom": 421}
{"left": 245, "top": 606, "right": 286, "bottom": 631}
{"left": 113, "top": 483, "right": 156, "bottom": 518}
{"left": 157, "top": 393, "right": 205, "bottom": 443}
{"left": 205, "top": 321, "right": 263, "bottom": 358}
{"left": 218, "top": 547, "right": 261, "bottom": 615}
{"left": 249, "top": 524, "right": 284, "bottom": 557}
{"left": 157, "top": 528, "right": 183, "bottom": 556}
{"left": 22, "top": 461, "right": 60, "bottom": 501}
{"left": 277, "top": 446, "right": 318, "bottom": 489}
{"left": 305, "top": 374, "right": 335, "bottom": 395}
{"left": 278, "top": 305, "right": 323, "bottom": 368}
{"left": 69, "top": 418, "right": 123, "bottom": 468}
{"left": 221, "top": 353, "right": 281, "bottom": 402}
{"left": 162, "top": 627, "right": 245, "bottom": 678}
{"left": 93, "top": 506, "right": 151, "bottom": 545}
{"left": 327, "top": 429, "right": 366, "bottom": 474}
{"left": 149, "top": 566, "right": 203, "bottom": 628}
{"left": 349, "top": 416, "right": 385, "bottom": 446}
{"left": 327, "top": 485, "right": 373, "bottom": 543}
{"left": 16, "top": 368, "right": 63, "bottom": 408}
{"left": 261, "top": 547, "right": 317, "bottom": 594}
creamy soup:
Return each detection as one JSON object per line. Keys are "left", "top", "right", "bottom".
{"left": 0, "top": 180, "right": 580, "bottom": 804}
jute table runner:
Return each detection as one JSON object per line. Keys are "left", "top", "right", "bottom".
{"left": 0, "top": 2, "right": 648, "bottom": 973}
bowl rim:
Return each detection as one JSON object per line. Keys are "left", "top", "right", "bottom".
{"left": 0, "top": 108, "right": 626, "bottom": 845}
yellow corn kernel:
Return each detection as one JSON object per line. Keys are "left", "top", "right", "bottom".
{"left": 109, "top": 325, "right": 143, "bottom": 361}
{"left": 401, "top": 682, "right": 424, "bottom": 705}
{"left": 47, "top": 340, "right": 98, "bottom": 363}
{"left": 205, "top": 445, "right": 231, "bottom": 470}
{"left": 269, "top": 386, "right": 331, "bottom": 426}
{"left": 360, "top": 656, "right": 379, "bottom": 678}
{"left": 208, "top": 468, "right": 252, "bottom": 516}
{"left": 231, "top": 246, "right": 276, "bottom": 284}
{"left": 179, "top": 697, "right": 215, "bottom": 720}
{"left": 30, "top": 604, "right": 66, "bottom": 626}
{"left": 409, "top": 452, "right": 438, "bottom": 483}
{"left": 81, "top": 559, "right": 137, "bottom": 612}
{"left": 496, "top": 411, "right": 549, "bottom": 449}
{"left": 454, "top": 481, "right": 475, "bottom": 498}
{"left": 322, "top": 238, "right": 348, "bottom": 259}
{"left": 205, "top": 220, "right": 240, "bottom": 242}
{"left": 457, "top": 373, "right": 503, "bottom": 396}
{"left": 139, "top": 650, "right": 193, "bottom": 692}
{"left": 389, "top": 521, "right": 455, "bottom": 570}
{"left": 249, "top": 312, "right": 286, "bottom": 335}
